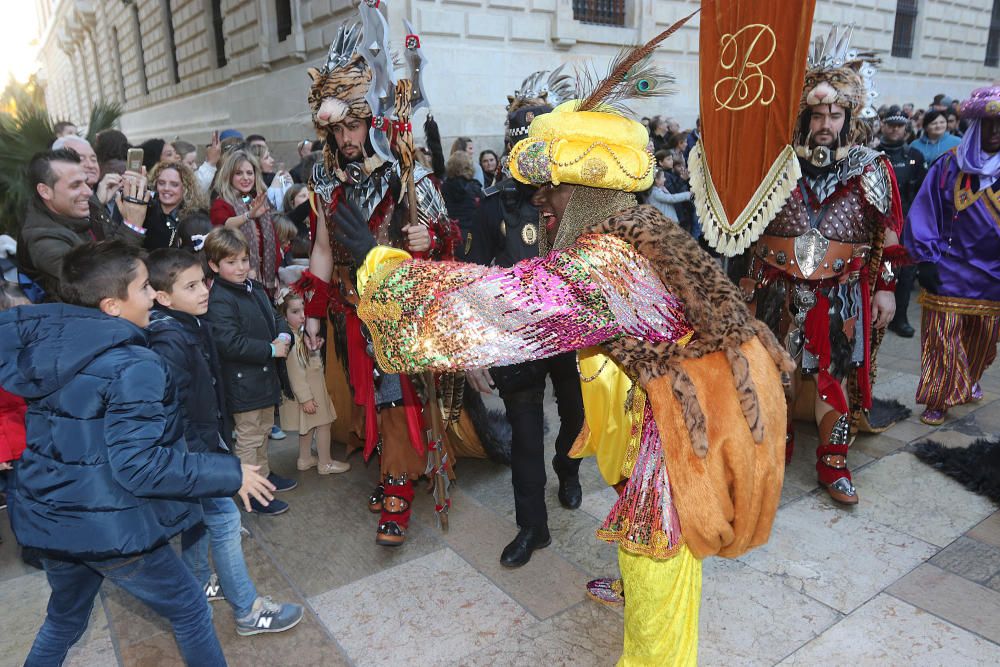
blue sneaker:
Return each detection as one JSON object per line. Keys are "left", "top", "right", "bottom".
{"left": 270, "top": 425, "right": 287, "bottom": 440}
{"left": 235, "top": 596, "right": 304, "bottom": 636}
{"left": 249, "top": 497, "right": 289, "bottom": 515}
{"left": 267, "top": 472, "right": 297, "bottom": 493}
{"left": 204, "top": 573, "right": 225, "bottom": 602}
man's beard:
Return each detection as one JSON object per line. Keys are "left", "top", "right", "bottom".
{"left": 338, "top": 147, "right": 363, "bottom": 163}
{"left": 809, "top": 133, "right": 839, "bottom": 150}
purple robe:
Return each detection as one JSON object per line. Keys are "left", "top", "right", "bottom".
{"left": 905, "top": 151, "right": 1000, "bottom": 302}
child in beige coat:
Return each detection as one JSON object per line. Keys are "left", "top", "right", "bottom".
{"left": 276, "top": 290, "right": 350, "bottom": 475}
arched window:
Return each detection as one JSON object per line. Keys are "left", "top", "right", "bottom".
{"left": 131, "top": 4, "right": 148, "bottom": 95}
{"left": 161, "top": 0, "right": 180, "bottom": 83}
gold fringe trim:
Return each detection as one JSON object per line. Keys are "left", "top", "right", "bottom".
{"left": 620, "top": 386, "right": 647, "bottom": 478}
{"left": 919, "top": 292, "right": 1000, "bottom": 317}
{"left": 690, "top": 141, "right": 801, "bottom": 257}
{"left": 596, "top": 528, "right": 687, "bottom": 560}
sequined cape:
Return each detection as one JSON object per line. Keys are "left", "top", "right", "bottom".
{"left": 356, "top": 234, "right": 694, "bottom": 373}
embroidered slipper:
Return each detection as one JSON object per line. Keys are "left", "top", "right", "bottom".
{"left": 586, "top": 577, "right": 625, "bottom": 608}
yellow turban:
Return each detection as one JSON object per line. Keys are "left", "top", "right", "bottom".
{"left": 507, "top": 101, "right": 655, "bottom": 192}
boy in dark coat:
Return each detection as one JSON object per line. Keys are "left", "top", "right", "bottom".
{"left": 147, "top": 248, "right": 303, "bottom": 635}
{"left": 202, "top": 228, "right": 296, "bottom": 514}
{"left": 0, "top": 241, "right": 274, "bottom": 666}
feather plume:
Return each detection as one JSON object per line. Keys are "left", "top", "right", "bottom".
{"left": 575, "top": 10, "right": 698, "bottom": 113}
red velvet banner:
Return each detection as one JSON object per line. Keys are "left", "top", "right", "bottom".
{"left": 691, "top": 0, "right": 817, "bottom": 256}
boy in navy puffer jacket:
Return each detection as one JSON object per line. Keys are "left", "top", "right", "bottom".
{"left": 0, "top": 241, "right": 275, "bottom": 666}
{"left": 146, "top": 248, "right": 302, "bottom": 636}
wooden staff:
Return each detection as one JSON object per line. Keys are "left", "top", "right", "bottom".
{"left": 393, "top": 78, "right": 450, "bottom": 531}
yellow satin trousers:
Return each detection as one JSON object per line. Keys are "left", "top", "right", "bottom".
{"left": 617, "top": 544, "right": 701, "bottom": 666}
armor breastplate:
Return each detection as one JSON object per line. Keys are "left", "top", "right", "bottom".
{"left": 765, "top": 185, "right": 871, "bottom": 243}
{"left": 758, "top": 180, "right": 873, "bottom": 281}
{"left": 313, "top": 160, "right": 448, "bottom": 266}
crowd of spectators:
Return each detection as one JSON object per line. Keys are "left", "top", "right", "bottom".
{"left": 0, "top": 87, "right": 978, "bottom": 663}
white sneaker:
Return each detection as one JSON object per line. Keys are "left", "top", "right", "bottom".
{"left": 318, "top": 461, "right": 351, "bottom": 475}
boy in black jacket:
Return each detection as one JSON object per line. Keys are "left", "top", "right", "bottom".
{"left": 202, "top": 228, "right": 296, "bottom": 515}
{"left": 0, "top": 241, "right": 274, "bottom": 665}
{"left": 147, "top": 248, "right": 303, "bottom": 635}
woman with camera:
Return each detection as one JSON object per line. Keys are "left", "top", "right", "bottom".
{"left": 138, "top": 161, "right": 209, "bottom": 251}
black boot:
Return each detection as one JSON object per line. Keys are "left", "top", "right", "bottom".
{"left": 556, "top": 471, "right": 582, "bottom": 509}
{"left": 553, "top": 455, "right": 582, "bottom": 509}
{"left": 500, "top": 526, "right": 551, "bottom": 568}
{"left": 888, "top": 319, "right": 914, "bottom": 338}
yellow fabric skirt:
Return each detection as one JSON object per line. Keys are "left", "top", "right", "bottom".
{"left": 618, "top": 545, "right": 701, "bottom": 667}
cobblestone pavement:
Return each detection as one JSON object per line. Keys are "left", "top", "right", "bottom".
{"left": 2, "top": 300, "right": 999, "bottom": 666}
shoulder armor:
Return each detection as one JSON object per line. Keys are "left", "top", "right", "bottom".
{"left": 310, "top": 161, "right": 341, "bottom": 204}
{"left": 413, "top": 163, "right": 433, "bottom": 183}
{"left": 860, "top": 156, "right": 892, "bottom": 215}
{"left": 413, "top": 169, "right": 449, "bottom": 224}
{"left": 837, "top": 145, "right": 882, "bottom": 184}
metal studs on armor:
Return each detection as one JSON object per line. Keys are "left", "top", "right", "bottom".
{"left": 830, "top": 414, "right": 850, "bottom": 446}
{"left": 793, "top": 287, "right": 817, "bottom": 312}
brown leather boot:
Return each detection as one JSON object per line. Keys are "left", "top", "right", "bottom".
{"left": 816, "top": 412, "right": 858, "bottom": 505}
{"left": 375, "top": 474, "right": 414, "bottom": 547}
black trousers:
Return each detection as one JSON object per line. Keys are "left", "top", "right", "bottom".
{"left": 492, "top": 352, "right": 585, "bottom": 529}
{"left": 892, "top": 264, "right": 917, "bottom": 325}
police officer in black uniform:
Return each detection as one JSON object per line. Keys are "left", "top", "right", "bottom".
{"left": 465, "top": 101, "right": 585, "bottom": 568}
{"left": 878, "top": 105, "right": 927, "bottom": 338}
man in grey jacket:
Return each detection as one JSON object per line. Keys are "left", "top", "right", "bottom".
{"left": 17, "top": 148, "right": 149, "bottom": 298}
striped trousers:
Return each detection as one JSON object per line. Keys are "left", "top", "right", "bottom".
{"left": 916, "top": 293, "right": 1000, "bottom": 410}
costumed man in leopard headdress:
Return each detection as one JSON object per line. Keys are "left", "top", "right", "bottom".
{"left": 740, "top": 26, "right": 907, "bottom": 505}
{"left": 905, "top": 86, "right": 1000, "bottom": 426}
{"left": 328, "top": 15, "right": 792, "bottom": 663}
{"left": 463, "top": 68, "right": 589, "bottom": 568}
{"left": 295, "top": 18, "right": 461, "bottom": 547}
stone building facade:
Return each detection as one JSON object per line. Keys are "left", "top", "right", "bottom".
{"left": 34, "top": 0, "right": 999, "bottom": 162}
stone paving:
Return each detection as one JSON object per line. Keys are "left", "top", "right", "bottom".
{"left": 2, "top": 300, "right": 1000, "bottom": 666}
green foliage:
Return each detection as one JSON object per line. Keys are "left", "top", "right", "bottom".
{"left": 0, "top": 87, "right": 122, "bottom": 235}
{"left": 85, "top": 101, "right": 123, "bottom": 145}
{"left": 0, "top": 103, "right": 55, "bottom": 235}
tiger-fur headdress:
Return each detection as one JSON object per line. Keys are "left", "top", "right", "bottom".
{"left": 795, "top": 25, "right": 879, "bottom": 157}
{"left": 306, "top": 23, "right": 371, "bottom": 128}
